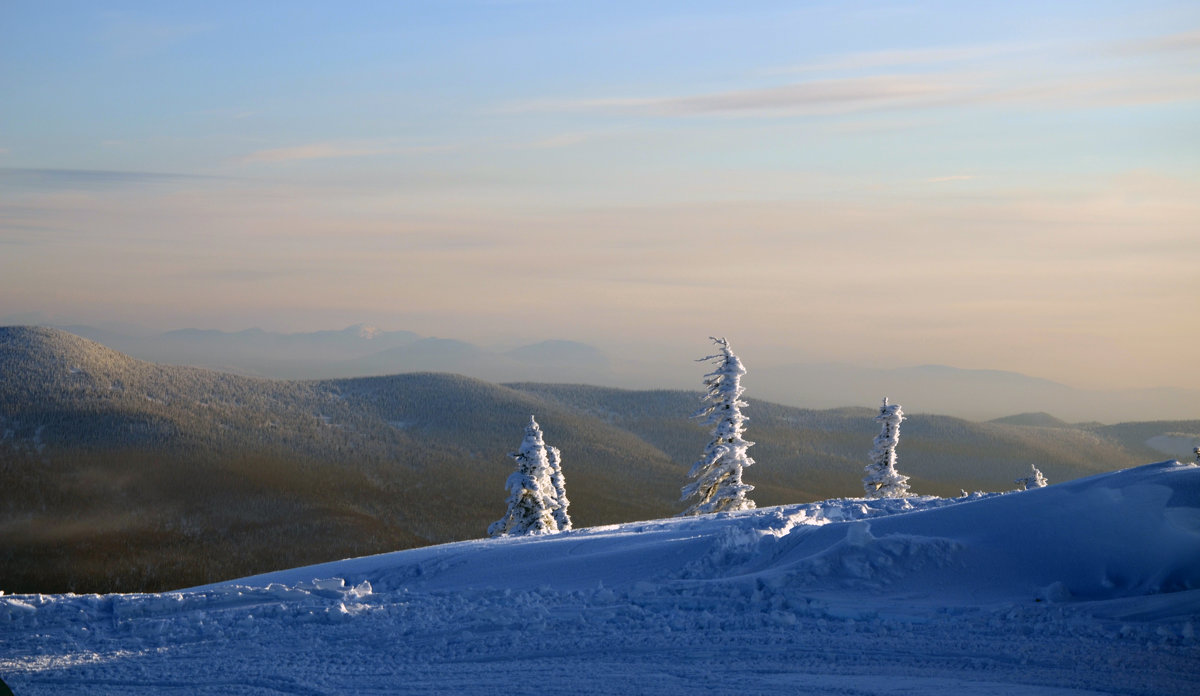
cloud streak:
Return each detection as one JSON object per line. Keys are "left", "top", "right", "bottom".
{"left": 0, "top": 168, "right": 224, "bottom": 191}
{"left": 513, "top": 68, "right": 1200, "bottom": 118}
{"left": 508, "top": 28, "right": 1200, "bottom": 119}
{"left": 237, "top": 143, "right": 387, "bottom": 165}
{"left": 506, "top": 74, "right": 960, "bottom": 117}
{"left": 656, "top": 75, "right": 956, "bottom": 115}
{"left": 235, "top": 141, "right": 461, "bottom": 165}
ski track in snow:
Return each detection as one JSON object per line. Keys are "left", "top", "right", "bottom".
{"left": 2, "top": 462, "right": 1198, "bottom": 695}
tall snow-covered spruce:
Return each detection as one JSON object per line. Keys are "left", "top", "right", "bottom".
{"left": 863, "top": 397, "right": 911, "bottom": 498}
{"left": 488, "top": 415, "right": 565, "bottom": 537}
{"left": 681, "top": 336, "right": 756, "bottom": 515}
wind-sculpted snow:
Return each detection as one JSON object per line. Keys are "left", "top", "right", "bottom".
{"left": 2, "top": 462, "right": 1198, "bottom": 695}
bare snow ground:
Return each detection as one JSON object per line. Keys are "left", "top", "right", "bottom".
{"left": 3, "top": 461, "right": 1198, "bottom": 695}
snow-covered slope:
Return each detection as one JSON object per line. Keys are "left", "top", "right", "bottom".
{"left": 3, "top": 461, "right": 1198, "bottom": 695}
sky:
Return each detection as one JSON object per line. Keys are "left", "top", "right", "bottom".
{"left": 2, "top": 1, "right": 1198, "bottom": 390}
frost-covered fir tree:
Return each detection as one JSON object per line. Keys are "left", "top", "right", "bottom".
{"left": 488, "top": 415, "right": 562, "bottom": 537}
{"left": 863, "top": 397, "right": 911, "bottom": 498}
{"left": 1015, "top": 464, "right": 1048, "bottom": 490}
{"left": 546, "top": 445, "right": 571, "bottom": 531}
{"left": 681, "top": 337, "right": 756, "bottom": 515}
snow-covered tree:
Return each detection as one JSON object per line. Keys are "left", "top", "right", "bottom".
{"left": 1015, "top": 464, "right": 1048, "bottom": 490}
{"left": 681, "top": 337, "right": 756, "bottom": 515}
{"left": 863, "top": 397, "right": 911, "bottom": 498}
{"left": 488, "top": 415, "right": 562, "bottom": 537}
{"left": 546, "top": 445, "right": 571, "bottom": 531}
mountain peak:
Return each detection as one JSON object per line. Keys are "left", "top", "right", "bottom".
{"left": 337, "top": 323, "right": 384, "bottom": 339}
{"left": 0, "top": 325, "right": 132, "bottom": 371}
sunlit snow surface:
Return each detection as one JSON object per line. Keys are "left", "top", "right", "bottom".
{"left": 3, "top": 461, "right": 1198, "bottom": 695}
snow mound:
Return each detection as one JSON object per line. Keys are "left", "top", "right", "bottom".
{"left": 198, "top": 460, "right": 1198, "bottom": 607}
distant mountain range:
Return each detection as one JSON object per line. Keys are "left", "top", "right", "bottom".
{"left": 747, "top": 362, "right": 1200, "bottom": 423}
{"left": 2, "top": 326, "right": 1197, "bottom": 594}
{"left": 43, "top": 323, "right": 1200, "bottom": 423}
{"left": 58, "top": 323, "right": 615, "bottom": 386}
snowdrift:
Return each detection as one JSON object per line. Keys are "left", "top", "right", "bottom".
{"left": 2, "top": 461, "right": 1198, "bottom": 695}
{"left": 205, "top": 459, "right": 1200, "bottom": 605}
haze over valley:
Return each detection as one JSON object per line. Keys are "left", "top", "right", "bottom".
{"left": 20, "top": 320, "right": 1199, "bottom": 424}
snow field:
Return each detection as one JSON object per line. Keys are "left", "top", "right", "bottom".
{"left": 2, "top": 461, "right": 1198, "bottom": 695}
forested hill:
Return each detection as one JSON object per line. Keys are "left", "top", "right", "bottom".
{"left": 2, "top": 326, "right": 1193, "bottom": 594}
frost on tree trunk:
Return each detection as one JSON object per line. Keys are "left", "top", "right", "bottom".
{"left": 547, "top": 445, "right": 572, "bottom": 531}
{"left": 488, "top": 415, "right": 562, "bottom": 537}
{"left": 863, "top": 397, "right": 911, "bottom": 499}
{"left": 1015, "top": 464, "right": 1048, "bottom": 490}
{"left": 681, "top": 336, "right": 756, "bottom": 516}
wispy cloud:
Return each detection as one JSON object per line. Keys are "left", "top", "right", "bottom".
{"left": 0, "top": 168, "right": 223, "bottom": 191}
{"left": 237, "top": 143, "right": 385, "bottom": 165}
{"left": 238, "top": 132, "right": 600, "bottom": 165}
{"left": 510, "top": 67, "right": 1200, "bottom": 119}
{"left": 235, "top": 141, "right": 459, "bottom": 165}
{"left": 658, "top": 75, "right": 956, "bottom": 115}
{"left": 507, "top": 28, "right": 1200, "bottom": 119}
{"left": 506, "top": 75, "right": 959, "bottom": 117}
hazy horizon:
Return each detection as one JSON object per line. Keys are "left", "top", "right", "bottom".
{"left": 6, "top": 320, "right": 1199, "bottom": 424}
{"left": 3, "top": 2, "right": 1198, "bottom": 393}
{"left": 0, "top": 312, "right": 1161, "bottom": 384}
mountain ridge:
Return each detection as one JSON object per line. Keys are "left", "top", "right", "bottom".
{"left": 35, "top": 322, "right": 1200, "bottom": 422}
{"left": 3, "top": 325, "right": 1196, "bottom": 593}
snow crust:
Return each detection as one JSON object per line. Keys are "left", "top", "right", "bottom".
{"left": 3, "top": 461, "right": 1198, "bottom": 695}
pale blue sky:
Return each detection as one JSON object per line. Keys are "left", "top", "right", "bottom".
{"left": 2, "top": 1, "right": 1198, "bottom": 388}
